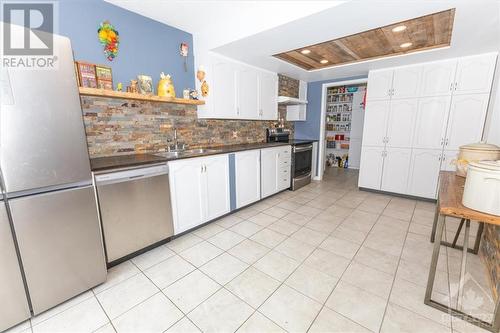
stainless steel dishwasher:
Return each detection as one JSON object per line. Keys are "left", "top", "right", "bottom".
{"left": 94, "top": 164, "right": 174, "bottom": 264}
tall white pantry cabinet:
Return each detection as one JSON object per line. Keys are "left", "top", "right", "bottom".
{"left": 359, "top": 52, "right": 497, "bottom": 199}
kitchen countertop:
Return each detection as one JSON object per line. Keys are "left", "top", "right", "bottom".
{"left": 91, "top": 141, "right": 297, "bottom": 172}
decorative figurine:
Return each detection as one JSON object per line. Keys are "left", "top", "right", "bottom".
{"left": 128, "top": 79, "right": 138, "bottom": 93}
{"left": 197, "top": 66, "right": 209, "bottom": 97}
{"left": 116, "top": 82, "right": 123, "bottom": 92}
{"left": 180, "top": 43, "right": 189, "bottom": 72}
{"left": 157, "top": 72, "right": 176, "bottom": 98}
{"left": 189, "top": 89, "right": 199, "bottom": 100}
{"left": 182, "top": 89, "right": 190, "bottom": 99}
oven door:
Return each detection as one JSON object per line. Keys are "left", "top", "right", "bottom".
{"left": 293, "top": 144, "right": 313, "bottom": 177}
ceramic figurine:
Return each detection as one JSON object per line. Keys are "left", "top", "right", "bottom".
{"left": 157, "top": 72, "right": 176, "bottom": 98}
{"left": 197, "top": 66, "right": 209, "bottom": 97}
{"left": 129, "top": 79, "right": 138, "bottom": 93}
{"left": 116, "top": 82, "right": 123, "bottom": 92}
{"left": 189, "top": 89, "right": 199, "bottom": 100}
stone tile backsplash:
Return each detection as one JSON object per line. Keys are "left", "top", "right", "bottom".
{"left": 81, "top": 96, "right": 293, "bottom": 157}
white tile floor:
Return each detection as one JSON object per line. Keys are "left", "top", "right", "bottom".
{"left": 7, "top": 168, "right": 495, "bottom": 333}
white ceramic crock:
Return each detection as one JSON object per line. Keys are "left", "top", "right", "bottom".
{"left": 456, "top": 142, "right": 500, "bottom": 177}
{"left": 462, "top": 160, "right": 500, "bottom": 216}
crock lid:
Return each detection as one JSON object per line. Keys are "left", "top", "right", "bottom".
{"left": 469, "top": 160, "right": 500, "bottom": 171}
{"left": 460, "top": 142, "right": 500, "bottom": 151}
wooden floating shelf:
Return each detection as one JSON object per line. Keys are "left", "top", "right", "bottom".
{"left": 78, "top": 87, "right": 205, "bottom": 105}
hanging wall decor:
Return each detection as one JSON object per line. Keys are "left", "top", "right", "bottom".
{"left": 98, "top": 20, "right": 119, "bottom": 61}
{"left": 180, "top": 42, "right": 188, "bottom": 72}
{"left": 197, "top": 65, "right": 209, "bottom": 97}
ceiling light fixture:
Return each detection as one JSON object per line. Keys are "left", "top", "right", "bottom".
{"left": 301, "top": 49, "right": 311, "bottom": 54}
{"left": 320, "top": 59, "right": 329, "bottom": 64}
{"left": 392, "top": 25, "right": 407, "bottom": 33}
{"left": 400, "top": 42, "right": 413, "bottom": 48}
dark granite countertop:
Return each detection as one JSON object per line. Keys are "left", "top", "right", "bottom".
{"left": 91, "top": 141, "right": 294, "bottom": 172}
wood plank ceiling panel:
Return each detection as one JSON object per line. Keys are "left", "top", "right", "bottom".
{"left": 273, "top": 8, "right": 455, "bottom": 70}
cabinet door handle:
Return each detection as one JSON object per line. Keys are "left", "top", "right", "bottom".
{"left": 445, "top": 138, "right": 449, "bottom": 146}
{"left": 440, "top": 138, "right": 444, "bottom": 146}
{"left": 454, "top": 82, "right": 458, "bottom": 91}
{"left": 201, "top": 165, "right": 204, "bottom": 173}
{"left": 450, "top": 82, "right": 453, "bottom": 91}
{"left": 237, "top": 107, "right": 240, "bottom": 115}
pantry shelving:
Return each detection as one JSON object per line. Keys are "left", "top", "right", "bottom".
{"left": 325, "top": 84, "right": 366, "bottom": 168}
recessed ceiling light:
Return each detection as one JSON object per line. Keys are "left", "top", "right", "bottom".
{"left": 392, "top": 25, "right": 407, "bottom": 33}
{"left": 320, "top": 59, "right": 329, "bottom": 64}
{"left": 400, "top": 42, "right": 413, "bottom": 48}
{"left": 301, "top": 49, "right": 311, "bottom": 54}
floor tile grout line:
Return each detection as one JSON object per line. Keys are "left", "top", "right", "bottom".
{"left": 304, "top": 198, "right": 391, "bottom": 333}
{"left": 376, "top": 201, "right": 417, "bottom": 333}
{"left": 92, "top": 288, "right": 119, "bottom": 333}
{"left": 126, "top": 258, "right": 207, "bottom": 333}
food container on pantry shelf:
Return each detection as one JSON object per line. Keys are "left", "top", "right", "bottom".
{"left": 455, "top": 142, "right": 500, "bottom": 177}
{"left": 462, "top": 160, "right": 500, "bottom": 216}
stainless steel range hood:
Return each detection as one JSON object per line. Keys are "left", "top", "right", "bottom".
{"left": 277, "top": 96, "right": 308, "bottom": 105}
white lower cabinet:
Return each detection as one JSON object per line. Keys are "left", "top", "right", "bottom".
{"left": 408, "top": 149, "right": 442, "bottom": 199}
{"left": 381, "top": 148, "right": 412, "bottom": 194}
{"left": 358, "top": 146, "right": 385, "bottom": 190}
{"left": 203, "top": 155, "right": 231, "bottom": 221}
{"left": 261, "top": 146, "right": 291, "bottom": 198}
{"left": 235, "top": 150, "right": 261, "bottom": 208}
{"left": 169, "top": 155, "right": 230, "bottom": 234}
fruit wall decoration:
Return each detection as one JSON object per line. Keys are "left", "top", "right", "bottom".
{"left": 98, "top": 21, "right": 119, "bottom": 61}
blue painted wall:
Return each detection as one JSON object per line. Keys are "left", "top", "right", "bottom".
{"left": 294, "top": 76, "right": 367, "bottom": 139}
{"left": 59, "top": 0, "right": 195, "bottom": 93}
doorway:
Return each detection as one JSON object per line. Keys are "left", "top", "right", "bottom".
{"left": 317, "top": 78, "right": 368, "bottom": 180}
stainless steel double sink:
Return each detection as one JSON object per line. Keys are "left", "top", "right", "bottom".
{"left": 155, "top": 148, "right": 222, "bottom": 159}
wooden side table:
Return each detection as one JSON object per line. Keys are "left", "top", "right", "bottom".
{"left": 425, "top": 171, "right": 500, "bottom": 332}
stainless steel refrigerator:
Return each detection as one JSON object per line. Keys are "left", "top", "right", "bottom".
{"left": 0, "top": 183, "right": 31, "bottom": 332}
{"left": 0, "top": 30, "right": 107, "bottom": 326}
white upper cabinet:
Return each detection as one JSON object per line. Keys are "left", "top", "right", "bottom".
{"left": 362, "top": 100, "right": 390, "bottom": 146}
{"left": 238, "top": 68, "right": 259, "bottom": 119}
{"left": 259, "top": 72, "right": 278, "bottom": 120}
{"left": 420, "top": 59, "right": 457, "bottom": 97}
{"left": 235, "top": 150, "right": 261, "bottom": 208}
{"left": 386, "top": 99, "right": 417, "bottom": 148}
{"left": 203, "top": 155, "right": 230, "bottom": 221}
{"left": 413, "top": 96, "right": 451, "bottom": 149}
{"left": 358, "top": 146, "right": 384, "bottom": 190}
{"left": 366, "top": 69, "right": 393, "bottom": 101}
{"left": 205, "top": 54, "right": 278, "bottom": 120}
{"left": 212, "top": 60, "right": 238, "bottom": 119}
{"left": 444, "top": 93, "right": 490, "bottom": 150}
{"left": 391, "top": 65, "right": 422, "bottom": 99}
{"left": 381, "top": 147, "right": 412, "bottom": 194}
{"left": 407, "top": 149, "right": 442, "bottom": 199}
{"left": 287, "top": 80, "right": 307, "bottom": 121}
{"left": 454, "top": 53, "right": 497, "bottom": 95}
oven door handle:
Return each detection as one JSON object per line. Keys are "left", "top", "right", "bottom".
{"left": 293, "top": 144, "right": 313, "bottom": 153}
{"left": 294, "top": 172, "right": 311, "bottom": 181}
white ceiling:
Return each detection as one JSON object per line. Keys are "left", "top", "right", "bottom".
{"left": 106, "top": 0, "right": 343, "bottom": 50}
{"left": 107, "top": 0, "right": 500, "bottom": 82}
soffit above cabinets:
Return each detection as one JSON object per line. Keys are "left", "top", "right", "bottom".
{"left": 273, "top": 8, "right": 455, "bottom": 71}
